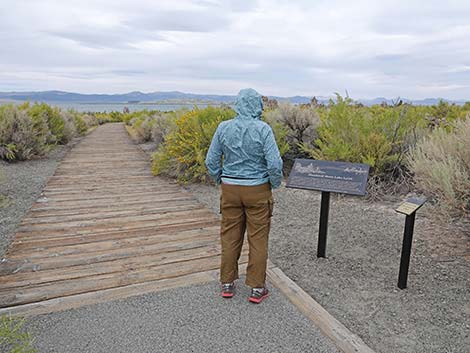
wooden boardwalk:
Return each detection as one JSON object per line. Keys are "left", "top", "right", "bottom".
{"left": 0, "top": 123, "right": 246, "bottom": 316}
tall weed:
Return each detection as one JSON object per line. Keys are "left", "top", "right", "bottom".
{"left": 0, "top": 314, "right": 36, "bottom": 353}
{"left": 408, "top": 118, "right": 470, "bottom": 218}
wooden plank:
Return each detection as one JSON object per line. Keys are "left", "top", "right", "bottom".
{"left": 30, "top": 194, "right": 194, "bottom": 212}
{"left": 7, "top": 229, "right": 219, "bottom": 262}
{"left": 26, "top": 197, "right": 194, "bottom": 218}
{"left": 0, "top": 264, "right": 247, "bottom": 318}
{"left": 13, "top": 215, "right": 218, "bottom": 241}
{"left": 267, "top": 266, "right": 375, "bottom": 353}
{"left": 9, "top": 220, "right": 219, "bottom": 250}
{"left": 0, "top": 272, "right": 215, "bottom": 317}
{"left": 30, "top": 188, "right": 182, "bottom": 203}
{"left": 16, "top": 208, "right": 215, "bottom": 233}
{"left": 0, "top": 254, "right": 249, "bottom": 307}
{"left": 41, "top": 185, "right": 179, "bottom": 196}
{"left": 20, "top": 202, "right": 203, "bottom": 225}
{"left": 2, "top": 232, "right": 225, "bottom": 274}
{"left": 0, "top": 242, "right": 231, "bottom": 289}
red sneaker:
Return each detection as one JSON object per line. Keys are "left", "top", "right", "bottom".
{"left": 248, "top": 287, "right": 269, "bottom": 304}
{"left": 221, "top": 283, "right": 235, "bottom": 298}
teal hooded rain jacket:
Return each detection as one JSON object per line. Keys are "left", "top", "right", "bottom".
{"left": 205, "top": 88, "right": 283, "bottom": 188}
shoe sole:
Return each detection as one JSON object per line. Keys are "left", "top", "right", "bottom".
{"left": 248, "top": 292, "right": 269, "bottom": 304}
{"left": 221, "top": 292, "right": 234, "bottom": 298}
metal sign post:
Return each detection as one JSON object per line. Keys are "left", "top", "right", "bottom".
{"left": 317, "top": 191, "right": 330, "bottom": 258}
{"left": 395, "top": 197, "right": 427, "bottom": 289}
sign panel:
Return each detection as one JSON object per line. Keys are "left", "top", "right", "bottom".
{"left": 286, "top": 159, "right": 370, "bottom": 196}
{"left": 395, "top": 197, "right": 427, "bottom": 216}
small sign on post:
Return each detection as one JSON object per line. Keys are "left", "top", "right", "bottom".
{"left": 395, "top": 197, "right": 426, "bottom": 289}
{"left": 286, "top": 159, "right": 370, "bottom": 258}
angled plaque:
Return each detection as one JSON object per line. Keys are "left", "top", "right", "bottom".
{"left": 395, "top": 197, "right": 427, "bottom": 216}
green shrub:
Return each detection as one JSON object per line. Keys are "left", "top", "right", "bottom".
{"left": 301, "top": 95, "right": 426, "bottom": 179}
{"left": 0, "top": 105, "right": 46, "bottom": 161}
{"left": 408, "top": 118, "right": 470, "bottom": 218}
{"left": 0, "top": 102, "right": 98, "bottom": 161}
{"left": 266, "top": 121, "right": 290, "bottom": 157}
{"left": 0, "top": 314, "right": 36, "bottom": 353}
{"left": 94, "top": 111, "right": 123, "bottom": 124}
{"left": 152, "top": 106, "right": 236, "bottom": 183}
{"left": 25, "top": 103, "right": 78, "bottom": 144}
{"left": 72, "top": 113, "right": 88, "bottom": 135}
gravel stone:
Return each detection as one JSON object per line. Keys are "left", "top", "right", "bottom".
{"left": 25, "top": 281, "right": 340, "bottom": 353}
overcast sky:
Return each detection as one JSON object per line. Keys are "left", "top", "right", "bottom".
{"left": 1, "top": 0, "right": 469, "bottom": 99}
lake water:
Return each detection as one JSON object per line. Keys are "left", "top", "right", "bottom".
{"left": 48, "top": 102, "right": 222, "bottom": 112}
{"left": 1, "top": 101, "right": 222, "bottom": 113}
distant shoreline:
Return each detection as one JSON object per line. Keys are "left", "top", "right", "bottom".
{"left": 0, "top": 100, "right": 227, "bottom": 113}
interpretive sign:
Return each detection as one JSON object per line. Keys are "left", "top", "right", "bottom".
{"left": 286, "top": 159, "right": 370, "bottom": 196}
{"left": 395, "top": 197, "right": 426, "bottom": 216}
{"left": 286, "top": 159, "right": 370, "bottom": 258}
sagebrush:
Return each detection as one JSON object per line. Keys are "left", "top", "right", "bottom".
{"left": 408, "top": 118, "right": 470, "bottom": 218}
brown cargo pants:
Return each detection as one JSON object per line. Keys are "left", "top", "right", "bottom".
{"left": 219, "top": 182, "right": 273, "bottom": 288}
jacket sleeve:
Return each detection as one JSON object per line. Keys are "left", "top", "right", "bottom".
{"left": 263, "top": 126, "right": 283, "bottom": 189}
{"left": 205, "top": 125, "right": 223, "bottom": 184}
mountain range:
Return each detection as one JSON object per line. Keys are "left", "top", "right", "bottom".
{"left": 0, "top": 90, "right": 467, "bottom": 106}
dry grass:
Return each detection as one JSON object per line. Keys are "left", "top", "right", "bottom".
{"left": 408, "top": 118, "right": 470, "bottom": 218}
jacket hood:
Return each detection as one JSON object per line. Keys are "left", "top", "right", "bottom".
{"left": 234, "top": 88, "right": 263, "bottom": 120}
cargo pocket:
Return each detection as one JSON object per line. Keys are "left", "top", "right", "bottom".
{"left": 268, "top": 197, "right": 274, "bottom": 218}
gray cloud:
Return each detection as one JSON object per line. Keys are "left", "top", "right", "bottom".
{"left": 125, "top": 10, "right": 231, "bottom": 33}
{"left": 0, "top": 0, "right": 469, "bottom": 99}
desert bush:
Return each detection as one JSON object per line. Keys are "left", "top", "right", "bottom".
{"left": 408, "top": 118, "right": 470, "bottom": 218}
{"left": 301, "top": 95, "right": 426, "bottom": 181}
{"left": 0, "top": 102, "right": 98, "bottom": 161}
{"left": 0, "top": 105, "right": 46, "bottom": 161}
{"left": 0, "top": 314, "right": 36, "bottom": 353}
{"left": 26, "top": 103, "right": 67, "bottom": 144}
{"left": 58, "top": 110, "right": 77, "bottom": 144}
{"left": 264, "top": 103, "right": 319, "bottom": 157}
{"left": 132, "top": 115, "right": 155, "bottom": 143}
{"left": 424, "top": 100, "right": 462, "bottom": 129}
{"left": 72, "top": 114, "right": 88, "bottom": 135}
{"left": 81, "top": 114, "right": 99, "bottom": 128}
{"left": 151, "top": 113, "right": 177, "bottom": 146}
{"left": 152, "top": 106, "right": 236, "bottom": 183}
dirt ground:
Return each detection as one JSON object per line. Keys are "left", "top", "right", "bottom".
{"left": 184, "top": 182, "right": 470, "bottom": 353}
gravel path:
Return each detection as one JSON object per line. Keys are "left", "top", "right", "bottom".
{"left": 0, "top": 138, "right": 80, "bottom": 258}
{"left": 184, "top": 182, "right": 470, "bottom": 353}
{"left": 25, "top": 281, "right": 340, "bottom": 353}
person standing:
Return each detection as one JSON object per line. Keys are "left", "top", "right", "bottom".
{"left": 205, "top": 88, "right": 283, "bottom": 304}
